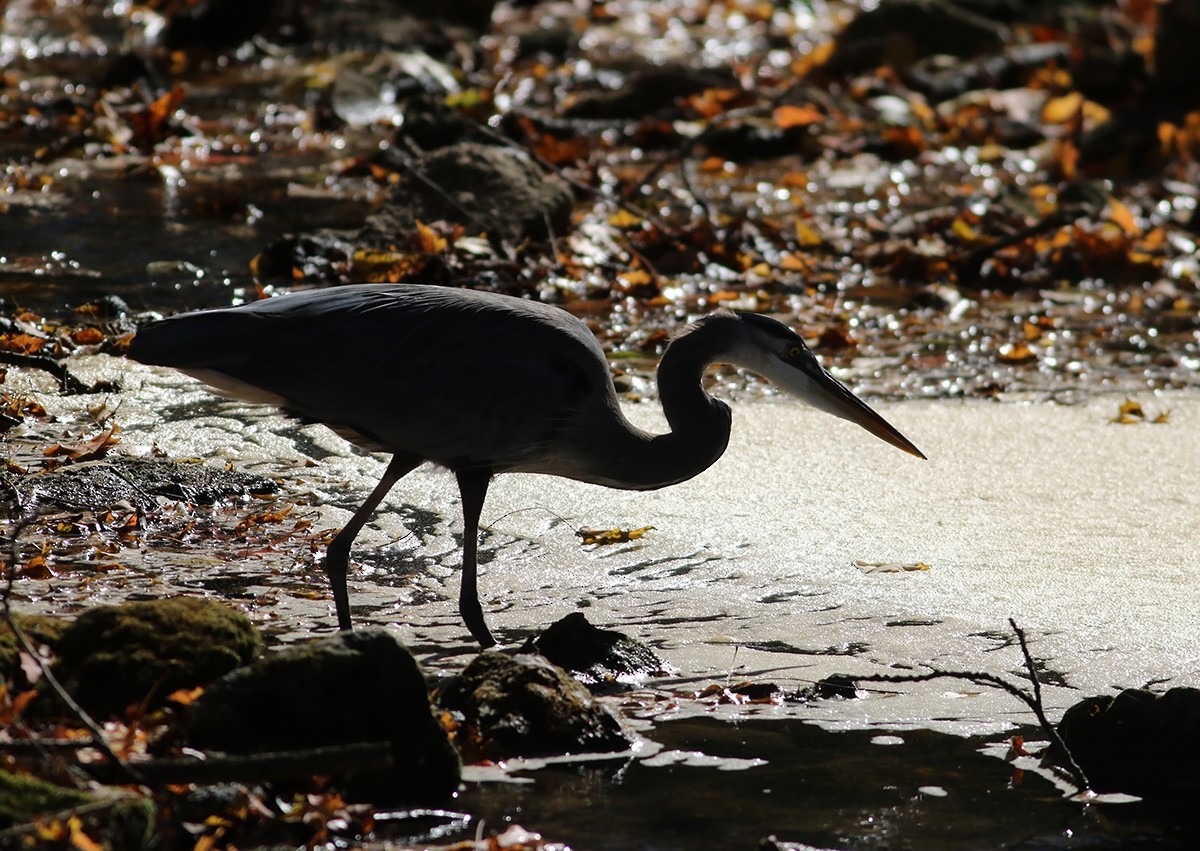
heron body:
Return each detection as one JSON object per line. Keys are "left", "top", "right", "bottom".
{"left": 128, "top": 283, "right": 924, "bottom": 646}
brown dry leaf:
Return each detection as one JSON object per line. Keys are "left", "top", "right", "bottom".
{"left": 127, "top": 85, "right": 186, "bottom": 147}
{"left": 70, "top": 327, "right": 105, "bottom": 346}
{"left": 576, "top": 525, "right": 654, "bottom": 546}
{"left": 17, "top": 554, "right": 52, "bottom": 579}
{"left": 0, "top": 332, "right": 47, "bottom": 355}
{"left": 44, "top": 424, "right": 121, "bottom": 462}
{"left": 0, "top": 685, "right": 40, "bottom": 725}
{"left": 773, "top": 104, "right": 822, "bottom": 129}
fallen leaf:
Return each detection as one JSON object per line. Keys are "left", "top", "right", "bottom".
{"left": 854, "top": 561, "right": 930, "bottom": 574}
{"left": 773, "top": 103, "right": 822, "bottom": 129}
{"left": 43, "top": 424, "right": 121, "bottom": 462}
{"left": 576, "top": 526, "right": 654, "bottom": 546}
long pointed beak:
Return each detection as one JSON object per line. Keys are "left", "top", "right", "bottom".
{"left": 798, "top": 365, "right": 927, "bottom": 460}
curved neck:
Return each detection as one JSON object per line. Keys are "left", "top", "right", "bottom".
{"left": 579, "top": 317, "right": 734, "bottom": 491}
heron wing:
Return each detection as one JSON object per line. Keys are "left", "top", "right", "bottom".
{"left": 129, "top": 285, "right": 619, "bottom": 471}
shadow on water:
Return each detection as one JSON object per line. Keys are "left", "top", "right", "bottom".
{"left": 446, "top": 718, "right": 1197, "bottom": 851}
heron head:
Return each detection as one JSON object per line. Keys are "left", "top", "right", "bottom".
{"left": 732, "top": 311, "right": 926, "bottom": 459}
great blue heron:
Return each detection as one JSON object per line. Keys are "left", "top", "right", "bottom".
{"left": 128, "top": 283, "right": 924, "bottom": 647}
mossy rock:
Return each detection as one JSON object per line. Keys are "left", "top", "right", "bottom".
{"left": 0, "top": 614, "right": 68, "bottom": 688}
{"left": 187, "top": 628, "right": 460, "bottom": 805}
{"left": 48, "top": 597, "right": 262, "bottom": 719}
{"left": 0, "top": 770, "right": 154, "bottom": 845}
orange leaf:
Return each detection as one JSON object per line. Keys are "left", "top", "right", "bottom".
{"left": 414, "top": 220, "right": 447, "bottom": 254}
{"left": 71, "top": 327, "right": 105, "bottom": 345}
{"left": 773, "top": 104, "right": 822, "bottom": 129}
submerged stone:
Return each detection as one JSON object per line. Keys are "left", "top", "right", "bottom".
{"left": 525, "top": 612, "right": 672, "bottom": 690}
{"left": 436, "top": 650, "right": 629, "bottom": 761}
{"left": 49, "top": 597, "right": 261, "bottom": 719}
{"left": 1056, "top": 686, "right": 1200, "bottom": 796}
{"left": 187, "top": 628, "right": 460, "bottom": 804}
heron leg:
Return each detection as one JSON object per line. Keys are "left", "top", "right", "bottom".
{"left": 455, "top": 467, "right": 496, "bottom": 648}
{"left": 326, "top": 454, "right": 420, "bottom": 631}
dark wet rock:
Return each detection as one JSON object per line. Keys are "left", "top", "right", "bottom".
{"left": 391, "top": 0, "right": 497, "bottom": 30}
{"left": 49, "top": 597, "right": 261, "bottom": 719}
{"left": 253, "top": 229, "right": 357, "bottom": 283}
{"left": 163, "top": 0, "right": 280, "bottom": 51}
{"left": 187, "top": 628, "right": 459, "bottom": 804}
{"left": 827, "top": 0, "right": 1008, "bottom": 74}
{"left": 1154, "top": 0, "right": 1200, "bottom": 104}
{"left": 1055, "top": 687, "right": 1200, "bottom": 796}
{"left": 12, "top": 456, "right": 278, "bottom": 514}
{"left": 562, "top": 65, "right": 739, "bottom": 120}
{"left": 360, "top": 142, "right": 573, "bottom": 246}
{"left": 0, "top": 614, "right": 68, "bottom": 689}
{"left": 524, "top": 612, "right": 672, "bottom": 690}
{"left": 805, "top": 674, "right": 862, "bottom": 701}
{"left": 390, "top": 92, "right": 492, "bottom": 153}
{"left": 436, "top": 650, "right": 629, "bottom": 760}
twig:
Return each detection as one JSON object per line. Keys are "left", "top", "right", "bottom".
{"left": 1008, "top": 617, "right": 1090, "bottom": 792}
{"left": 839, "top": 619, "right": 1091, "bottom": 793}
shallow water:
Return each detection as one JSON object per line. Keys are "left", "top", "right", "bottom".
{"left": 7, "top": 357, "right": 1200, "bottom": 847}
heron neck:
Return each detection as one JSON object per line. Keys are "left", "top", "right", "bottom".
{"left": 603, "top": 318, "right": 732, "bottom": 491}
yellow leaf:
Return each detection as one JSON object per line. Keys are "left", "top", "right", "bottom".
{"left": 1107, "top": 197, "right": 1141, "bottom": 237}
{"left": 608, "top": 209, "right": 643, "bottom": 229}
{"left": 576, "top": 526, "right": 655, "bottom": 546}
{"left": 951, "top": 218, "right": 981, "bottom": 243}
{"left": 794, "top": 220, "right": 822, "bottom": 246}
{"left": 1042, "top": 92, "right": 1083, "bottom": 124}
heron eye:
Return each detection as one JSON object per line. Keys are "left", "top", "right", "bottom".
{"left": 786, "top": 345, "right": 803, "bottom": 360}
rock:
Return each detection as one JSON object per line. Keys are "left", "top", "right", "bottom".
{"left": 360, "top": 142, "right": 573, "bottom": 246}
{"left": 49, "top": 597, "right": 261, "bottom": 719}
{"left": 253, "top": 229, "right": 357, "bottom": 283}
{"left": 437, "top": 651, "right": 629, "bottom": 761}
{"left": 15, "top": 456, "right": 278, "bottom": 514}
{"left": 187, "top": 628, "right": 459, "bottom": 804}
{"left": 826, "top": 0, "right": 1008, "bottom": 74}
{"left": 524, "top": 612, "right": 672, "bottom": 690}
{"left": 1055, "top": 687, "right": 1200, "bottom": 796}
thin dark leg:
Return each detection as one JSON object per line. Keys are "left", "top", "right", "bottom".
{"left": 326, "top": 454, "right": 420, "bottom": 630}
{"left": 455, "top": 467, "right": 495, "bottom": 648}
